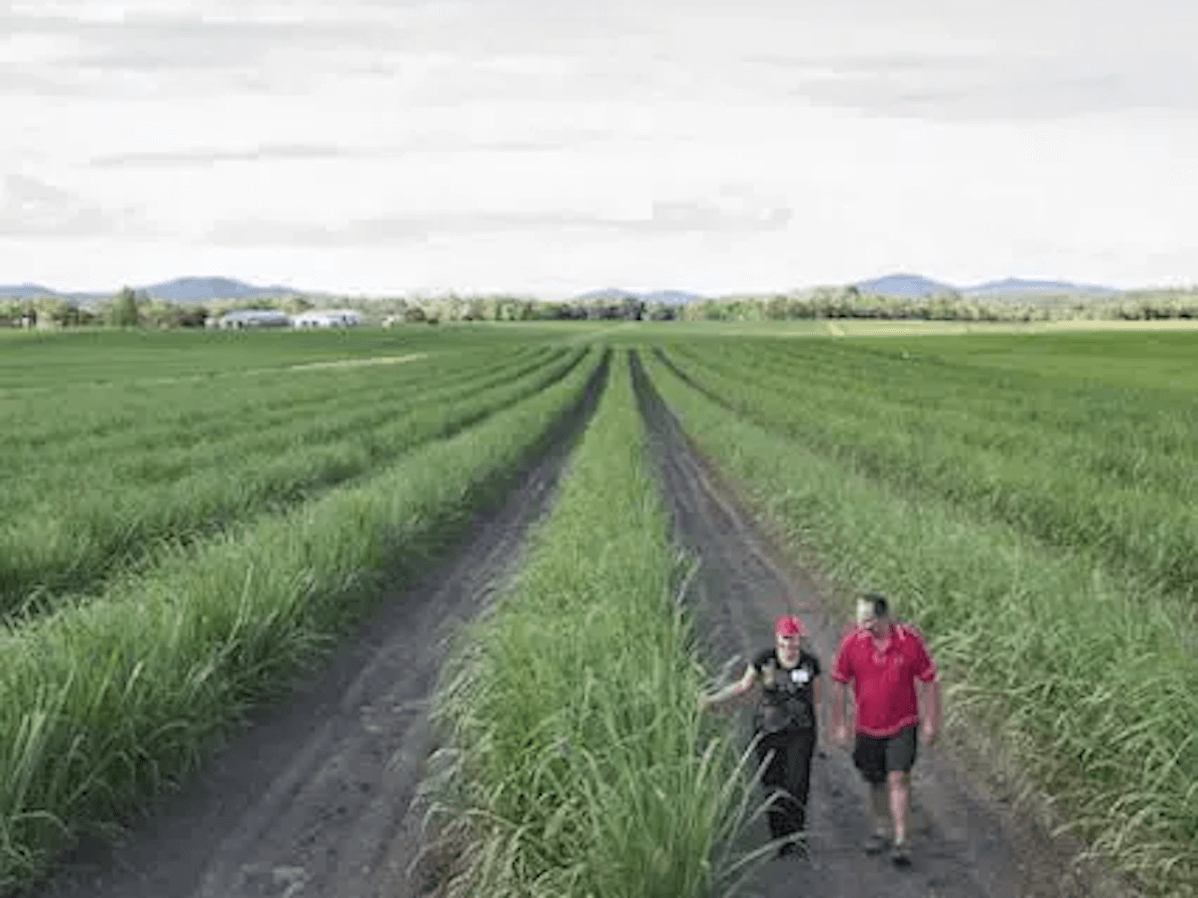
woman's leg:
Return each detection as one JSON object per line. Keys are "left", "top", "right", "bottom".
{"left": 755, "top": 734, "right": 790, "bottom": 841}
{"left": 782, "top": 727, "right": 816, "bottom": 835}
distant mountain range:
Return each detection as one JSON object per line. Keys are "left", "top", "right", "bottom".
{"left": 575, "top": 276, "right": 1121, "bottom": 304}
{"left": 0, "top": 283, "right": 93, "bottom": 301}
{"left": 0, "top": 274, "right": 1122, "bottom": 306}
{"left": 0, "top": 277, "right": 301, "bottom": 305}
{"left": 142, "top": 276, "right": 300, "bottom": 303}
{"left": 853, "top": 274, "right": 1119, "bottom": 299}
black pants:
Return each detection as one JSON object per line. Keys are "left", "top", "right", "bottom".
{"left": 755, "top": 726, "right": 816, "bottom": 840}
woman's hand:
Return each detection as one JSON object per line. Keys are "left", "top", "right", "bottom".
{"left": 701, "top": 663, "right": 757, "bottom": 716}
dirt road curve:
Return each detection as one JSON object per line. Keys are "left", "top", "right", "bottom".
{"left": 27, "top": 354, "right": 1122, "bottom": 898}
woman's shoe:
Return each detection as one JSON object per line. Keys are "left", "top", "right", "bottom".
{"left": 777, "top": 831, "right": 810, "bottom": 859}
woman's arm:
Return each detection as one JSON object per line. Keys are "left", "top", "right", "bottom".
{"left": 699, "top": 663, "right": 757, "bottom": 713}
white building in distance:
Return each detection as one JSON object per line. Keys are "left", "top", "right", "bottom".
{"left": 292, "top": 309, "right": 362, "bottom": 328}
{"left": 215, "top": 309, "right": 292, "bottom": 329}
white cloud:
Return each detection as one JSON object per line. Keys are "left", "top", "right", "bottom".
{"left": 0, "top": 173, "right": 150, "bottom": 238}
{"left": 1, "top": 0, "right": 1196, "bottom": 294}
{"left": 205, "top": 188, "right": 793, "bottom": 249}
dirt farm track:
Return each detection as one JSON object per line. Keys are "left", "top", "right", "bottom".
{"left": 25, "top": 355, "right": 1137, "bottom": 898}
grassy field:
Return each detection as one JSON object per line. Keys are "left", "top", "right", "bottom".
{"left": 651, "top": 335, "right": 1198, "bottom": 601}
{"left": 879, "top": 330, "right": 1198, "bottom": 392}
{"left": 0, "top": 325, "right": 579, "bottom": 389}
{"left": 0, "top": 328, "right": 604, "bottom": 893}
{"left": 0, "top": 344, "right": 586, "bottom": 617}
{"left": 596, "top": 316, "right": 1198, "bottom": 343}
{"left": 2, "top": 322, "right": 1194, "bottom": 895}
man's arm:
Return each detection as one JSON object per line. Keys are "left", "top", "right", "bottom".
{"left": 812, "top": 675, "right": 827, "bottom": 746}
{"left": 830, "top": 679, "right": 850, "bottom": 745}
{"left": 828, "top": 632, "right": 853, "bottom": 745}
{"left": 917, "top": 677, "right": 942, "bottom": 743}
{"left": 699, "top": 663, "right": 757, "bottom": 713}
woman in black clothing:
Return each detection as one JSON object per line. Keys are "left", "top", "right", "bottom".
{"left": 699, "top": 614, "right": 822, "bottom": 856}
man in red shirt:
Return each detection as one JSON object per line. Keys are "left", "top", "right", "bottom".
{"left": 830, "top": 593, "right": 942, "bottom": 867}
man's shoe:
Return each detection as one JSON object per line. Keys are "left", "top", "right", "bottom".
{"left": 862, "top": 832, "right": 889, "bottom": 855}
{"left": 890, "top": 842, "right": 911, "bottom": 867}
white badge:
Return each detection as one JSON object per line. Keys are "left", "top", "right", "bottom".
{"left": 792, "top": 668, "right": 810, "bottom": 684}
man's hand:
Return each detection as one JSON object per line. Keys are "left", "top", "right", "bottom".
{"left": 917, "top": 678, "right": 943, "bottom": 748}
{"left": 831, "top": 722, "right": 850, "bottom": 748}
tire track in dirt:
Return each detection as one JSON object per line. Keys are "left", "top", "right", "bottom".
{"left": 631, "top": 349, "right": 1035, "bottom": 898}
{"left": 24, "top": 355, "right": 609, "bottom": 898}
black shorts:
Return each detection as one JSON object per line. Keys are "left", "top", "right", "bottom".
{"left": 853, "top": 725, "right": 918, "bottom": 784}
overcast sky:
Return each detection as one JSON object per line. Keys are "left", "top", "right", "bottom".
{"left": 3, "top": 0, "right": 1196, "bottom": 297}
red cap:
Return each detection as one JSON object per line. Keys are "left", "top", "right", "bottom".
{"left": 775, "top": 614, "right": 806, "bottom": 637}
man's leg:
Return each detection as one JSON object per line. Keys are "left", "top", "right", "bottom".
{"left": 887, "top": 770, "right": 911, "bottom": 846}
{"left": 853, "top": 734, "right": 890, "bottom": 852}
{"left": 884, "top": 726, "right": 919, "bottom": 865}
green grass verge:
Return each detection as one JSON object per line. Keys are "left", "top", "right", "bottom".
{"left": 642, "top": 350, "right": 1198, "bottom": 898}
{"left": 0, "top": 347, "right": 604, "bottom": 896}
{"left": 427, "top": 349, "right": 767, "bottom": 898}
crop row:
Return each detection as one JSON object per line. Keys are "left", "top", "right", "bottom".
{"left": 0, "top": 347, "right": 587, "bottom": 616}
{"left": 0, "top": 345, "right": 605, "bottom": 895}
{"left": 641, "top": 349, "right": 1198, "bottom": 897}
{"left": 655, "top": 338, "right": 1198, "bottom": 601}
{"left": 0, "top": 325, "right": 574, "bottom": 391}
{"left": 1, "top": 344, "right": 566, "bottom": 510}
{"left": 0, "top": 342, "right": 555, "bottom": 458}
{"left": 427, "top": 349, "right": 764, "bottom": 898}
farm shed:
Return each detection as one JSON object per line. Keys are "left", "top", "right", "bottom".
{"left": 217, "top": 309, "right": 292, "bottom": 329}
{"left": 292, "top": 309, "right": 362, "bottom": 328}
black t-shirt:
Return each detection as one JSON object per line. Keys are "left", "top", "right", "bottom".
{"left": 752, "top": 647, "right": 821, "bottom": 733}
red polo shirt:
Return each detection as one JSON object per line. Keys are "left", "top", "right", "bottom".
{"left": 832, "top": 623, "right": 938, "bottom": 738}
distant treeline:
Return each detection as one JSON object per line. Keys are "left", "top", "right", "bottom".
{"left": 3, "top": 284, "right": 1197, "bottom": 328}
{"left": 662, "top": 286, "right": 1198, "bottom": 323}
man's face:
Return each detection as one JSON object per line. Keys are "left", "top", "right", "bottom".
{"left": 861, "top": 612, "right": 889, "bottom": 639}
